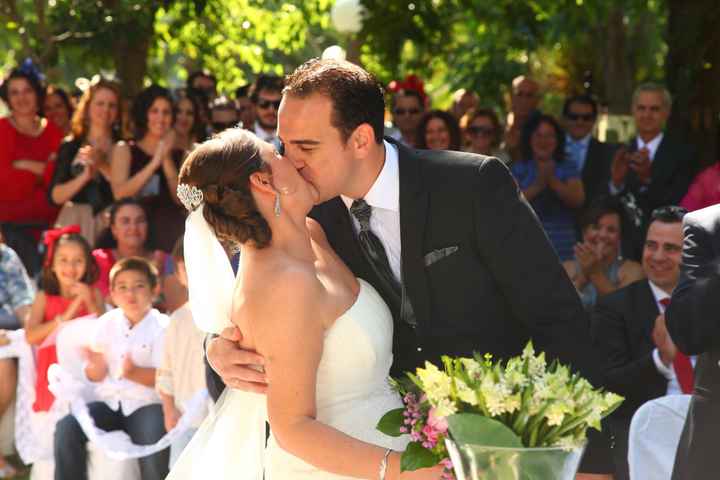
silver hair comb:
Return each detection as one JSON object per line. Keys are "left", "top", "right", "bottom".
{"left": 177, "top": 183, "right": 204, "bottom": 212}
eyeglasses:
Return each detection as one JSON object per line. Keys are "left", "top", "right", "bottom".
{"left": 393, "top": 108, "right": 421, "bottom": 116}
{"left": 651, "top": 205, "right": 687, "bottom": 221}
{"left": 212, "top": 121, "right": 237, "bottom": 132}
{"left": 565, "top": 112, "right": 595, "bottom": 122}
{"left": 257, "top": 99, "right": 281, "bottom": 110}
{"left": 466, "top": 126, "right": 495, "bottom": 137}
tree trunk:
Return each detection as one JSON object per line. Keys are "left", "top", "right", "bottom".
{"left": 665, "top": 0, "right": 720, "bottom": 167}
{"left": 112, "top": 33, "right": 152, "bottom": 100}
{"left": 602, "top": 7, "right": 634, "bottom": 114}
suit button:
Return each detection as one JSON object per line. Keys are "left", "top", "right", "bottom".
{"left": 417, "top": 347, "right": 422, "bottom": 352}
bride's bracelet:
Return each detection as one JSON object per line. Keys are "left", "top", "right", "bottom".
{"left": 379, "top": 448, "right": 392, "bottom": 480}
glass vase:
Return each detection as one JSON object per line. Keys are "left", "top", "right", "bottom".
{"left": 445, "top": 439, "right": 585, "bottom": 480}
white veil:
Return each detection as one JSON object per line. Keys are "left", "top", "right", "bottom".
{"left": 167, "top": 204, "right": 266, "bottom": 479}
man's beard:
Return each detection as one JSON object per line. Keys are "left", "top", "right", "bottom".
{"left": 258, "top": 117, "right": 277, "bottom": 131}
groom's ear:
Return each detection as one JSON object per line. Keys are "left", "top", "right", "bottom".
{"left": 350, "top": 123, "right": 375, "bottom": 158}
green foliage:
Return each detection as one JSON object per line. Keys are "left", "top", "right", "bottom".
{"left": 376, "top": 408, "right": 406, "bottom": 437}
{"left": 447, "top": 413, "right": 524, "bottom": 448}
{"left": 400, "top": 442, "right": 442, "bottom": 472}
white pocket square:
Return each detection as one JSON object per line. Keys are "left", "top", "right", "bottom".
{"left": 424, "top": 246, "right": 459, "bottom": 266}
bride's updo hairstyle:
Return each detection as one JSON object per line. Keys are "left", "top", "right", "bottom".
{"left": 178, "top": 128, "right": 272, "bottom": 248}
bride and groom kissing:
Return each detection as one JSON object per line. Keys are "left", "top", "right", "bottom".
{"left": 169, "top": 59, "right": 597, "bottom": 479}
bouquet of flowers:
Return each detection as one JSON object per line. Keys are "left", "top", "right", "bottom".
{"left": 377, "top": 342, "right": 623, "bottom": 479}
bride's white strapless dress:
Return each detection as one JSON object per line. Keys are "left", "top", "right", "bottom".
{"left": 167, "top": 278, "right": 408, "bottom": 479}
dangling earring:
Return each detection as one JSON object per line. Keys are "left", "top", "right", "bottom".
{"left": 274, "top": 193, "right": 281, "bottom": 217}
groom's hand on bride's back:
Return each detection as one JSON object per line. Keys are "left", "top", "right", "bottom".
{"left": 207, "top": 326, "right": 268, "bottom": 394}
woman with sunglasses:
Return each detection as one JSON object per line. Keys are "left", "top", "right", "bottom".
{"left": 110, "top": 85, "right": 185, "bottom": 252}
{"left": 461, "top": 108, "right": 511, "bottom": 164}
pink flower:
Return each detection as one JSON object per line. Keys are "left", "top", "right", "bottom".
{"left": 427, "top": 407, "right": 449, "bottom": 434}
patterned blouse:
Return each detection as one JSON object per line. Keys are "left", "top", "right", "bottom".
{"left": 0, "top": 244, "right": 35, "bottom": 318}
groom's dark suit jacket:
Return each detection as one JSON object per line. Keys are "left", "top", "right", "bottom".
{"left": 309, "top": 138, "right": 597, "bottom": 379}
{"left": 666, "top": 204, "right": 720, "bottom": 480}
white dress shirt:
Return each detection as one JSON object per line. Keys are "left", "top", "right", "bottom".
{"left": 341, "top": 140, "right": 402, "bottom": 283}
{"left": 254, "top": 121, "right": 280, "bottom": 149}
{"left": 649, "top": 280, "right": 696, "bottom": 396}
{"left": 91, "top": 307, "right": 168, "bottom": 415}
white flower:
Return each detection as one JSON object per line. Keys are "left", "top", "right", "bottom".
{"left": 460, "top": 358, "right": 482, "bottom": 379}
{"left": 480, "top": 376, "right": 511, "bottom": 416}
{"left": 455, "top": 378, "right": 478, "bottom": 406}
{"left": 544, "top": 402, "right": 570, "bottom": 426}
{"left": 434, "top": 397, "right": 458, "bottom": 418}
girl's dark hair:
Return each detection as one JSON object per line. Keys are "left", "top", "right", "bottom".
{"left": 520, "top": 113, "right": 566, "bottom": 163}
{"left": 178, "top": 127, "right": 271, "bottom": 248}
{"left": 41, "top": 233, "right": 99, "bottom": 295}
{"left": 131, "top": 84, "right": 176, "bottom": 139}
{"left": 0, "top": 68, "right": 45, "bottom": 110}
{"left": 94, "top": 198, "right": 156, "bottom": 250}
{"left": 71, "top": 79, "right": 123, "bottom": 140}
{"left": 44, "top": 85, "right": 74, "bottom": 119}
{"left": 416, "top": 110, "right": 462, "bottom": 151}
{"left": 174, "top": 88, "right": 208, "bottom": 142}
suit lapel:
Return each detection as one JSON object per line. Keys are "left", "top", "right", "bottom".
{"left": 636, "top": 281, "right": 660, "bottom": 340}
{"left": 650, "top": 135, "right": 674, "bottom": 184}
{"left": 393, "top": 139, "right": 432, "bottom": 328}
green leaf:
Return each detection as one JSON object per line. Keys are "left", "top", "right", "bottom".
{"left": 376, "top": 408, "right": 405, "bottom": 437}
{"left": 400, "top": 441, "right": 440, "bottom": 472}
{"left": 447, "top": 413, "right": 524, "bottom": 448}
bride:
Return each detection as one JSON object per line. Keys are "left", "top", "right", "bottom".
{"left": 168, "top": 128, "right": 441, "bottom": 479}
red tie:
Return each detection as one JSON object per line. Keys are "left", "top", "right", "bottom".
{"left": 660, "top": 298, "right": 695, "bottom": 394}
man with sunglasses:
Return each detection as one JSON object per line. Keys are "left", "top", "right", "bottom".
{"left": 389, "top": 89, "right": 424, "bottom": 147}
{"left": 248, "top": 74, "right": 284, "bottom": 149}
{"left": 562, "top": 94, "right": 617, "bottom": 206}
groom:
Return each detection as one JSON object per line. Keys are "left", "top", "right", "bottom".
{"left": 208, "top": 58, "right": 597, "bottom": 388}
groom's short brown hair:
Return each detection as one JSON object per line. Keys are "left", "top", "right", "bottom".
{"left": 283, "top": 58, "right": 385, "bottom": 144}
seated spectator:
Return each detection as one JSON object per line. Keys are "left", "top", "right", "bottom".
{"left": 460, "top": 107, "right": 511, "bottom": 163}
{"left": 110, "top": 85, "right": 185, "bottom": 252}
{"left": 93, "top": 198, "right": 169, "bottom": 303}
{"left": 248, "top": 74, "right": 283, "bottom": 147}
{"left": 388, "top": 88, "right": 425, "bottom": 147}
{"left": 563, "top": 197, "right": 645, "bottom": 310}
{"left": 173, "top": 89, "right": 207, "bottom": 152}
{"left": 416, "top": 110, "right": 462, "bottom": 151}
{"left": 54, "top": 257, "right": 169, "bottom": 480}
{"left": 592, "top": 205, "right": 688, "bottom": 480}
{"left": 680, "top": 161, "right": 720, "bottom": 211}
{"left": 44, "top": 85, "right": 74, "bottom": 136}
{"left": 209, "top": 96, "right": 239, "bottom": 135}
{"left": 234, "top": 84, "right": 255, "bottom": 131}
{"left": 26, "top": 227, "right": 104, "bottom": 412}
{"left": 49, "top": 79, "right": 123, "bottom": 246}
{"left": 504, "top": 75, "right": 541, "bottom": 162}
{"left": 0, "top": 66, "right": 63, "bottom": 226}
{"left": 187, "top": 69, "right": 217, "bottom": 103}
{"left": 450, "top": 88, "right": 479, "bottom": 121}
{"left": 0, "top": 231, "right": 35, "bottom": 478}
{"left": 511, "top": 114, "right": 584, "bottom": 260}
{"left": 156, "top": 237, "right": 207, "bottom": 467}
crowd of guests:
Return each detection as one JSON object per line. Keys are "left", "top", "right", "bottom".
{"left": 0, "top": 58, "right": 717, "bottom": 480}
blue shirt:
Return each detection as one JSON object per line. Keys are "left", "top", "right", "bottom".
{"left": 511, "top": 158, "right": 581, "bottom": 260}
{"left": 565, "top": 134, "right": 591, "bottom": 173}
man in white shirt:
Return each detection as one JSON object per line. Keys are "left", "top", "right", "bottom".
{"left": 592, "top": 205, "right": 690, "bottom": 480}
{"left": 248, "top": 74, "right": 283, "bottom": 149}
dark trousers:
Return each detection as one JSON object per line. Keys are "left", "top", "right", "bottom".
{"left": 54, "top": 402, "right": 169, "bottom": 480}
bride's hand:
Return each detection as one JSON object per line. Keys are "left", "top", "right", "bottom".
{"left": 207, "top": 326, "right": 268, "bottom": 394}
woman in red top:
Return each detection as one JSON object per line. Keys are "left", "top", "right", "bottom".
{"left": 0, "top": 67, "right": 63, "bottom": 225}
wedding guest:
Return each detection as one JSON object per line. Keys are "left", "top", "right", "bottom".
{"left": 0, "top": 233, "right": 34, "bottom": 478}
{"left": 389, "top": 89, "right": 424, "bottom": 147}
{"left": 450, "top": 88, "right": 479, "bottom": 120}
{"left": 156, "top": 237, "right": 207, "bottom": 467}
{"left": 209, "top": 96, "right": 239, "bottom": 135}
{"left": 234, "top": 84, "right": 255, "bottom": 129}
{"left": 248, "top": 74, "right": 283, "bottom": 147}
{"left": 592, "top": 205, "right": 688, "bottom": 480}
{"left": 680, "top": 161, "right": 720, "bottom": 211}
{"left": 0, "top": 67, "right": 63, "bottom": 225}
{"left": 92, "top": 198, "right": 168, "bottom": 304}
{"left": 44, "top": 85, "right": 74, "bottom": 136}
{"left": 26, "top": 227, "right": 103, "bottom": 412}
{"left": 173, "top": 88, "right": 206, "bottom": 149}
{"left": 460, "top": 108, "right": 511, "bottom": 163}
{"left": 416, "top": 110, "right": 462, "bottom": 151}
{"left": 110, "top": 85, "right": 185, "bottom": 252}
{"left": 563, "top": 197, "right": 644, "bottom": 310}
{"left": 608, "top": 83, "right": 697, "bottom": 222}
{"left": 511, "top": 113, "right": 584, "bottom": 260}
{"left": 562, "top": 94, "right": 616, "bottom": 206}
{"left": 504, "top": 75, "right": 541, "bottom": 162}
{"left": 54, "top": 257, "right": 169, "bottom": 480}
{"left": 186, "top": 69, "right": 217, "bottom": 103}
{"left": 49, "top": 79, "right": 122, "bottom": 245}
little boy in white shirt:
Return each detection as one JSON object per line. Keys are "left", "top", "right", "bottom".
{"left": 54, "top": 257, "right": 169, "bottom": 480}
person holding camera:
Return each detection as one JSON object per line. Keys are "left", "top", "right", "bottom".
{"left": 49, "top": 79, "right": 123, "bottom": 246}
